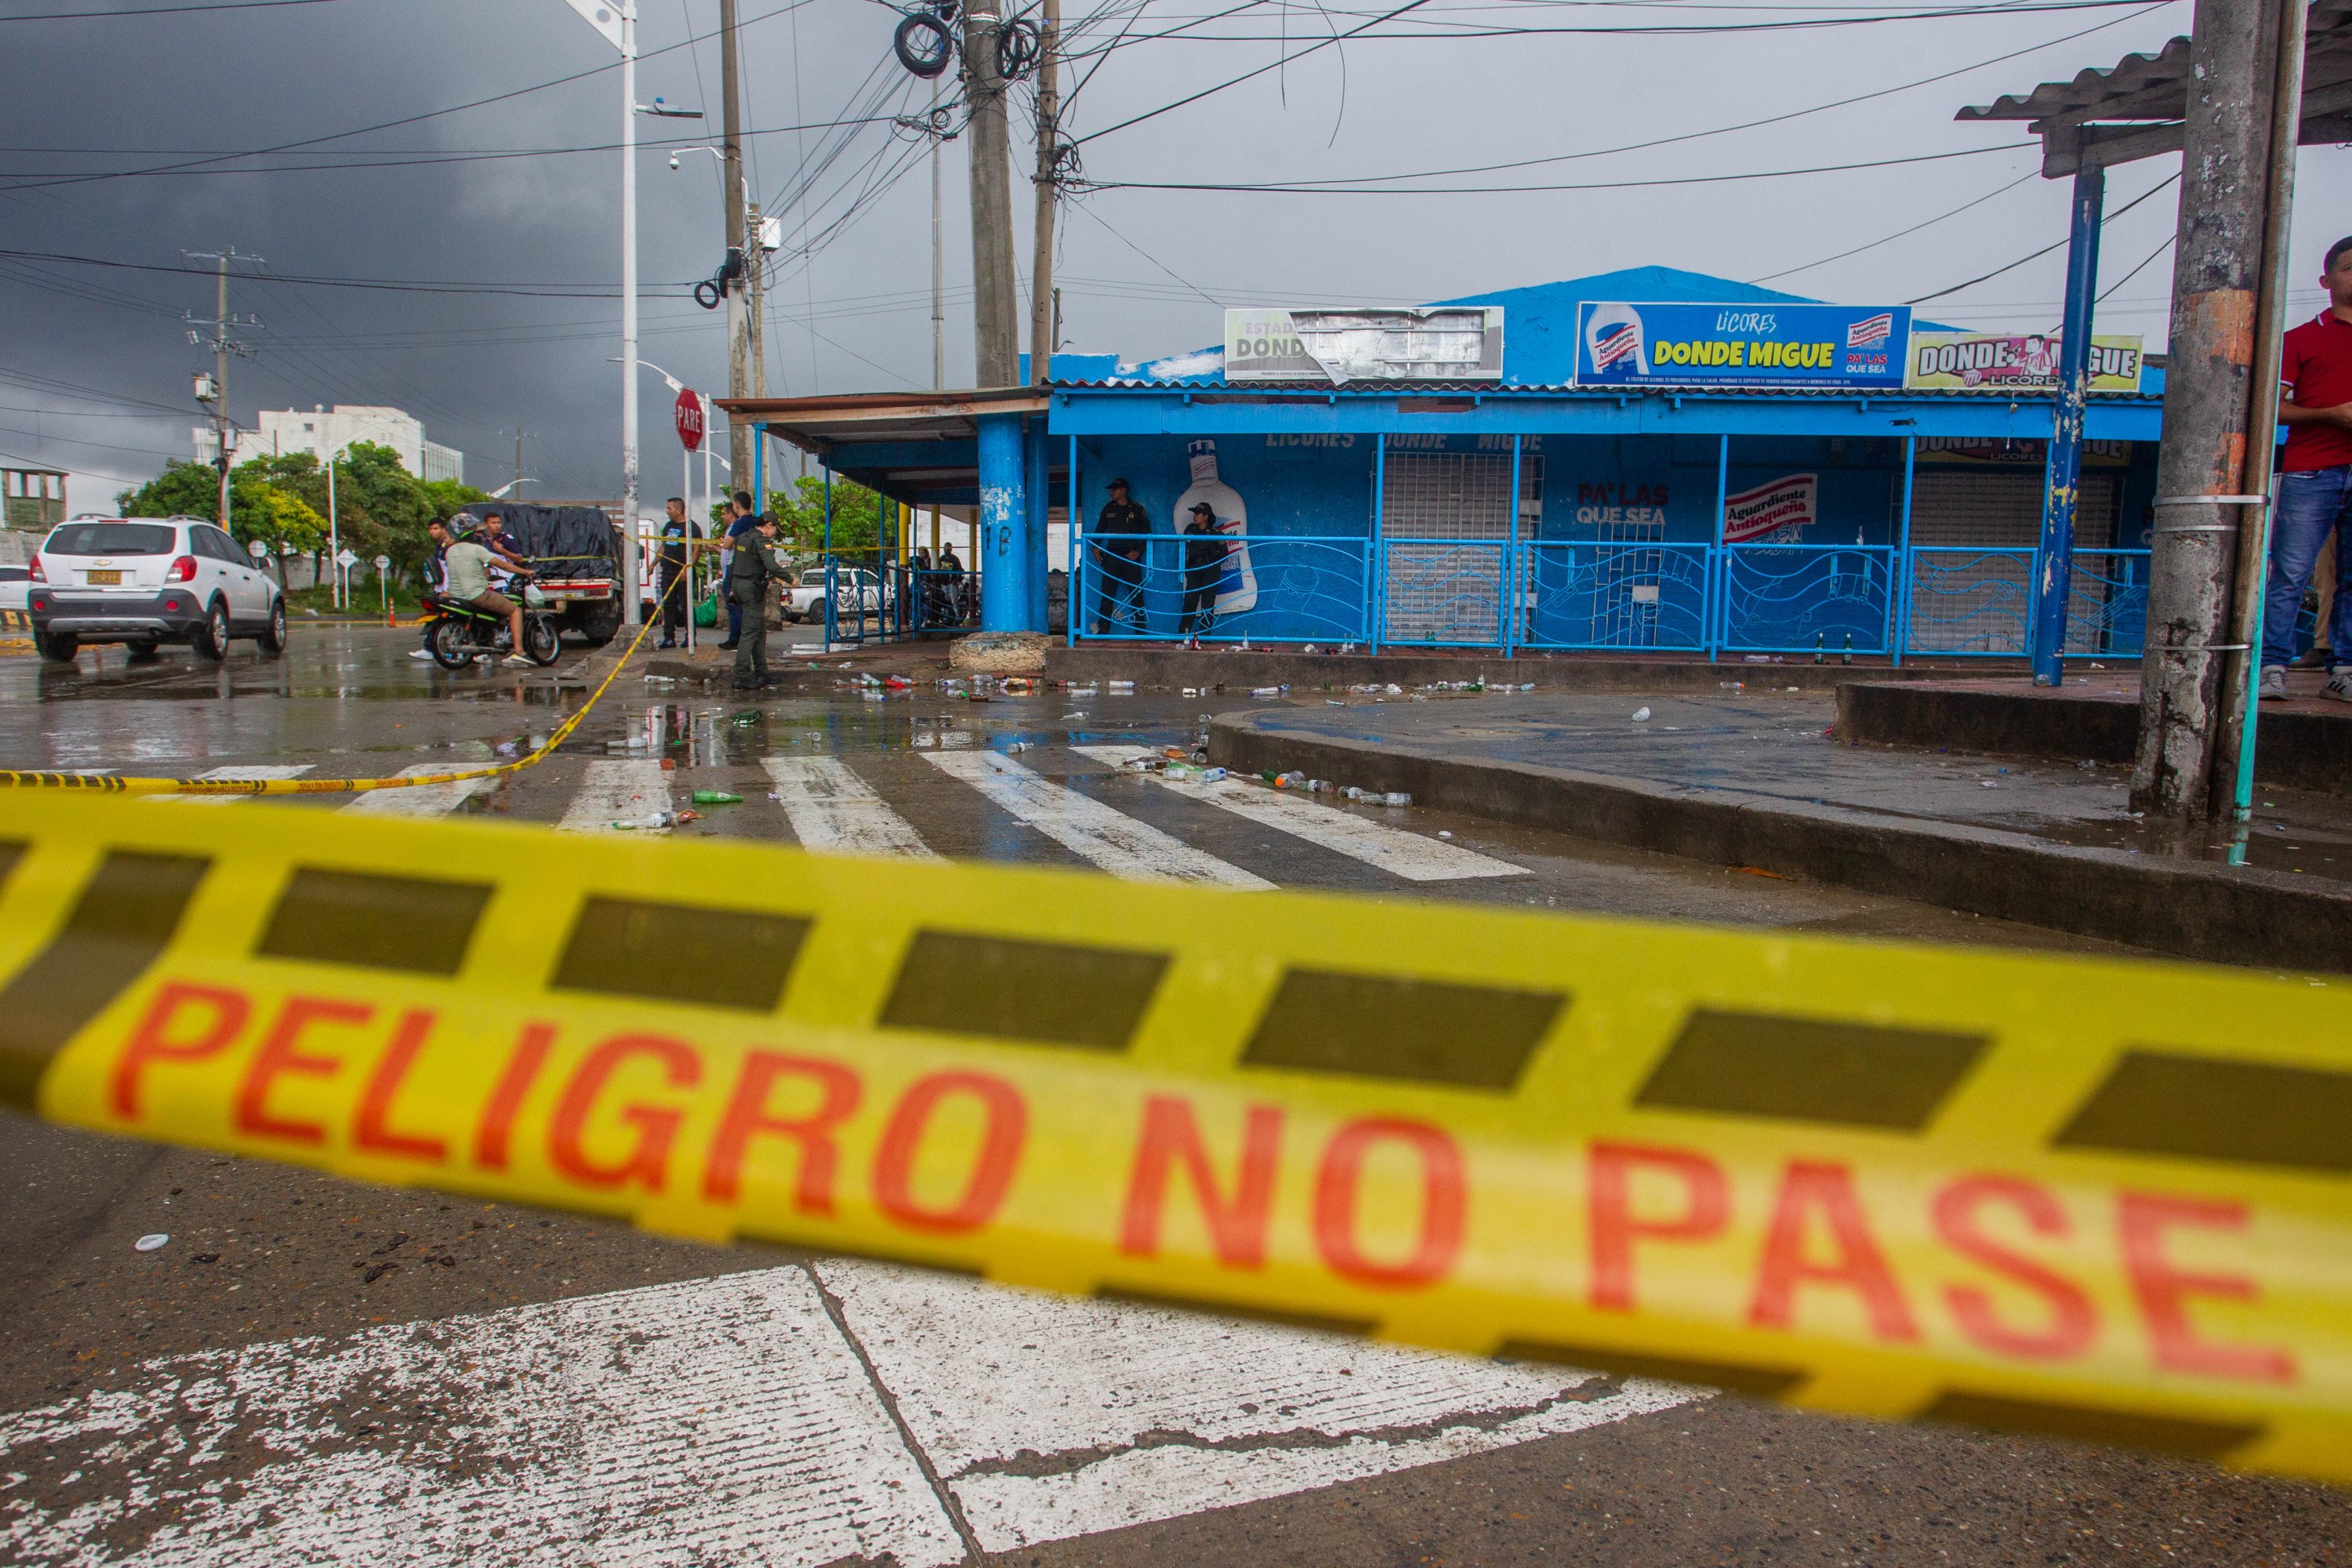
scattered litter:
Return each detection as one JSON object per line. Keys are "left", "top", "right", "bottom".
{"left": 1107, "top": 680, "right": 1136, "bottom": 693}
{"left": 1198, "top": 767, "right": 1229, "bottom": 782}
{"left": 1065, "top": 710, "right": 1089, "bottom": 720}
{"left": 1382, "top": 791, "right": 1412, "bottom": 807}
{"left": 690, "top": 790, "right": 743, "bottom": 805}
{"left": 1007, "top": 741, "right": 1031, "bottom": 753}
{"left": 135, "top": 1233, "right": 169, "bottom": 1253}
{"left": 1980, "top": 779, "right": 1998, "bottom": 789}
{"left": 1250, "top": 685, "right": 1287, "bottom": 698}
{"left": 1302, "top": 644, "right": 1317, "bottom": 654}
{"left": 1438, "top": 830, "right": 1454, "bottom": 838}
{"left": 1325, "top": 697, "right": 1346, "bottom": 706}
{"left": 1631, "top": 706, "right": 1651, "bottom": 721}
{"left": 1719, "top": 681, "right": 1745, "bottom": 692}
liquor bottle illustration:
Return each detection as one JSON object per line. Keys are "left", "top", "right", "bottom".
{"left": 1171, "top": 438, "right": 1258, "bottom": 615}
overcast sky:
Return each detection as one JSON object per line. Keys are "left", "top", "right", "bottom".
{"left": 0, "top": 0, "right": 2341, "bottom": 512}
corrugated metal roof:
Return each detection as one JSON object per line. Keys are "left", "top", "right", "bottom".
{"left": 1958, "top": 1, "right": 2352, "bottom": 127}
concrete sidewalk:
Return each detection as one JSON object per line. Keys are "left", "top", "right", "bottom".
{"left": 1208, "top": 688, "right": 2352, "bottom": 970}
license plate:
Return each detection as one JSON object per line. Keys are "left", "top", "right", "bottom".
{"left": 84, "top": 570, "right": 120, "bottom": 586}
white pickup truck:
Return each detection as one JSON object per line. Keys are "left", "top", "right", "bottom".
{"left": 783, "top": 565, "right": 891, "bottom": 625}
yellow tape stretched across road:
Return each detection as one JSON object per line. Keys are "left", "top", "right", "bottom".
{"left": 0, "top": 793, "right": 2346, "bottom": 1483}
{"left": 0, "top": 572, "right": 684, "bottom": 796}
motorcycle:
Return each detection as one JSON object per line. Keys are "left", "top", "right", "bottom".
{"left": 421, "top": 579, "right": 563, "bottom": 670}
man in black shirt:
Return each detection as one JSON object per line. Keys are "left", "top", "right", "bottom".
{"left": 1090, "top": 477, "right": 1152, "bottom": 634}
{"left": 655, "top": 497, "right": 701, "bottom": 648}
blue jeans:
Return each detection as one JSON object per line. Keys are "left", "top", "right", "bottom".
{"left": 2263, "top": 466, "right": 2352, "bottom": 670}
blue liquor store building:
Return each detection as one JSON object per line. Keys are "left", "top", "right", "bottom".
{"left": 728, "top": 266, "right": 2166, "bottom": 664}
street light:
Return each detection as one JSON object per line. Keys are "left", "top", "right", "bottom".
{"left": 554, "top": 0, "right": 702, "bottom": 626}
{"left": 618, "top": 355, "right": 722, "bottom": 651}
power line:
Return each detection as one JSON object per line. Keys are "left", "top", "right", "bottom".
{"left": 0, "top": 0, "right": 345, "bottom": 19}
{"left": 1082, "top": 141, "right": 2019, "bottom": 194}
{"left": 0, "top": 0, "right": 826, "bottom": 194}
{"left": 0, "top": 248, "right": 699, "bottom": 297}
{"left": 1074, "top": 2, "right": 2165, "bottom": 189}
{"left": 1070, "top": 0, "right": 1437, "bottom": 147}
{"left": 1904, "top": 170, "right": 2177, "bottom": 304}
{"left": 1749, "top": 169, "right": 2041, "bottom": 283}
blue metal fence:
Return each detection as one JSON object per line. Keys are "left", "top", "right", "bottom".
{"left": 1069, "top": 536, "right": 2151, "bottom": 663}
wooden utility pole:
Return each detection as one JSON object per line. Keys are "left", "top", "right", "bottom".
{"left": 1029, "top": 0, "right": 1060, "bottom": 387}
{"left": 962, "top": 0, "right": 1019, "bottom": 385}
{"left": 720, "top": 0, "right": 752, "bottom": 490}
{"left": 2131, "top": 0, "right": 2286, "bottom": 817}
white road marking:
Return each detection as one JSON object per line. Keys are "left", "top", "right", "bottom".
{"left": 0, "top": 1263, "right": 1693, "bottom": 1566}
{"left": 558, "top": 757, "right": 671, "bottom": 833}
{"left": 1075, "top": 745, "right": 1526, "bottom": 882}
{"left": 340, "top": 760, "right": 499, "bottom": 818}
{"left": 147, "top": 764, "right": 311, "bottom": 806}
{"left": 923, "top": 749, "right": 1272, "bottom": 889}
{"left": 0, "top": 1269, "right": 964, "bottom": 1567}
{"left": 763, "top": 754, "right": 939, "bottom": 858}
{"left": 818, "top": 1261, "right": 1698, "bottom": 1555}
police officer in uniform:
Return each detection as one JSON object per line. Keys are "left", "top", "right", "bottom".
{"left": 1090, "top": 477, "right": 1151, "bottom": 633}
{"left": 728, "top": 514, "right": 789, "bottom": 690}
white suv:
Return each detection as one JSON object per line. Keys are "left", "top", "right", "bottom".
{"left": 28, "top": 516, "right": 286, "bottom": 663}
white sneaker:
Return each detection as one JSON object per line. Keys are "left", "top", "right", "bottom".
{"left": 2325, "top": 670, "right": 2352, "bottom": 702}
{"left": 407, "top": 648, "right": 436, "bottom": 660}
{"left": 503, "top": 654, "right": 534, "bottom": 666}
{"left": 2259, "top": 665, "right": 2287, "bottom": 700}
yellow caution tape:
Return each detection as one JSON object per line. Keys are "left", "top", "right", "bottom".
{"left": 0, "top": 793, "right": 2346, "bottom": 1483}
{"left": 0, "top": 572, "right": 684, "bottom": 796}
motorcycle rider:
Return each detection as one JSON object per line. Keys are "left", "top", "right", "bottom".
{"left": 441, "top": 520, "right": 533, "bottom": 665}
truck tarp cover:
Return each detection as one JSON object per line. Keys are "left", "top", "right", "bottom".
{"left": 454, "top": 504, "right": 615, "bottom": 575}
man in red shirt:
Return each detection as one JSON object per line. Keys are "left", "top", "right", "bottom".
{"left": 2265, "top": 236, "right": 2352, "bottom": 699}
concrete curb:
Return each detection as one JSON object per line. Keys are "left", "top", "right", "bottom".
{"left": 1045, "top": 646, "right": 1991, "bottom": 693}
{"left": 1210, "top": 711, "right": 2352, "bottom": 971}
{"left": 1837, "top": 680, "right": 2352, "bottom": 797}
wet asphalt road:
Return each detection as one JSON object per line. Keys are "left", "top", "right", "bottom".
{"left": 2, "top": 626, "right": 2346, "bottom": 1566}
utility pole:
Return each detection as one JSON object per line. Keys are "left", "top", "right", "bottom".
{"left": 931, "top": 75, "right": 945, "bottom": 391}
{"left": 183, "top": 249, "right": 258, "bottom": 537}
{"left": 963, "top": 0, "right": 1027, "bottom": 630}
{"left": 514, "top": 428, "right": 525, "bottom": 500}
{"left": 2130, "top": 0, "right": 2285, "bottom": 818}
{"left": 1029, "top": 0, "right": 1060, "bottom": 388}
{"left": 721, "top": 0, "right": 752, "bottom": 495}
{"left": 962, "top": 2, "right": 1019, "bottom": 384}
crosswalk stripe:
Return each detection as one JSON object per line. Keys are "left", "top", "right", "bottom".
{"left": 1073, "top": 745, "right": 1526, "bottom": 883}
{"left": 558, "top": 758, "right": 672, "bottom": 833}
{"left": 0, "top": 1259, "right": 1689, "bottom": 1566}
{"left": 921, "top": 750, "right": 1272, "bottom": 890}
{"left": 148, "top": 764, "right": 312, "bottom": 806}
{"left": 762, "top": 756, "right": 939, "bottom": 858}
{"left": 339, "top": 761, "right": 499, "bottom": 818}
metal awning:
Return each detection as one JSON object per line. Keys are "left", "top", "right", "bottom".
{"left": 715, "top": 386, "right": 1049, "bottom": 459}
{"left": 1958, "top": 0, "right": 2352, "bottom": 174}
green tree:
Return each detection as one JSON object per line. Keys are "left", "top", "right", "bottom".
{"left": 768, "top": 474, "right": 879, "bottom": 557}
{"left": 117, "top": 460, "right": 224, "bottom": 520}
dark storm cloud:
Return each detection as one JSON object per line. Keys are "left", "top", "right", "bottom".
{"left": 5, "top": 0, "right": 2328, "bottom": 518}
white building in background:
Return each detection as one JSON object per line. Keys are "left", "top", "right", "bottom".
{"left": 194, "top": 405, "right": 463, "bottom": 484}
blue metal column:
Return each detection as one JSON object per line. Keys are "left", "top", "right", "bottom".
{"left": 1023, "top": 418, "right": 1050, "bottom": 632}
{"left": 2031, "top": 163, "right": 2107, "bottom": 686}
{"left": 1892, "top": 435, "right": 1917, "bottom": 666}
{"left": 978, "top": 412, "right": 1028, "bottom": 633}
{"left": 822, "top": 464, "right": 836, "bottom": 648}
{"left": 1503, "top": 435, "right": 1523, "bottom": 656}
{"left": 1065, "top": 436, "right": 1080, "bottom": 648}
{"left": 1370, "top": 438, "right": 1387, "bottom": 653}
{"left": 1708, "top": 434, "right": 1730, "bottom": 659}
